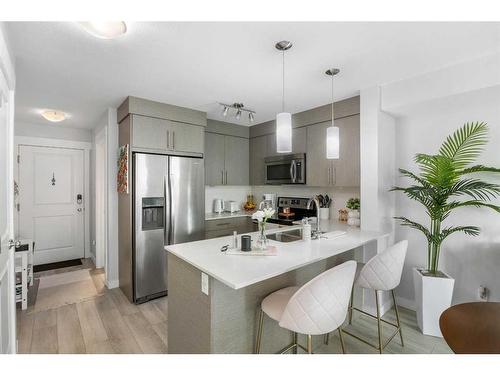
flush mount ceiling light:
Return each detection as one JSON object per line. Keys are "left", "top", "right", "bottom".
{"left": 218, "top": 102, "right": 256, "bottom": 123}
{"left": 41, "top": 110, "right": 67, "bottom": 122}
{"left": 326, "top": 68, "right": 340, "bottom": 159}
{"left": 275, "top": 40, "right": 293, "bottom": 153}
{"left": 79, "top": 22, "right": 127, "bottom": 39}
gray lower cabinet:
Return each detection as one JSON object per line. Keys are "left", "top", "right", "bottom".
{"left": 204, "top": 132, "right": 249, "bottom": 186}
{"left": 205, "top": 217, "right": 257, "bottom": 239}
{"left": 131, "top": 114, "right": 204, "bottom": 154}
{"left": 249, "top": 135, "right": 267, "bottom": 185}
{"left": 306, "top": 115, "right": 360, "bottom": 187}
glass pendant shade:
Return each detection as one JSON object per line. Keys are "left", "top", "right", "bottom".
{"left": 326, "top": 125, "right": 339, "bottom": 159}
{"left": 276, "top": 112, "right": 292, "bottom": 153}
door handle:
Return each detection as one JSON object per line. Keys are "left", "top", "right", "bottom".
{"left": 77, "top": 208, "right": 82, "bottom": 212}
{"left": 8, "top": 239, "right": 21, "bottom": 249}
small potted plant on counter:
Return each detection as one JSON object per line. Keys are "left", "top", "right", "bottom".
{"left": 346, "top": 198, "right": 360, "bottom": 226}
{"left": 392, "top": 122, "right": 500, "bottom": 337}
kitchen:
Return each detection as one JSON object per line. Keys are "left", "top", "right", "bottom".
{"left": 3, "top": 19, "right": 500, "bottom": 360}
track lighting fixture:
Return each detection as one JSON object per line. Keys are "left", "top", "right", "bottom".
{"left": 217, "top": 102, "right": 256, "bottom": 123}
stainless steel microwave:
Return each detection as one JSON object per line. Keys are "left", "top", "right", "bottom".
{"left": 264, "top": 153, "right": 306, "bottom": 185}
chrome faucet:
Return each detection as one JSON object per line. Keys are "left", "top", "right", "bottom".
{"left": 306, "top": 196, "right": 321, "bottom": 239}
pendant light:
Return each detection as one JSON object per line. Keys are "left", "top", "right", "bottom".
{"left": 275, "top": 41, "right": 293, "bottom": 153}
{"left": 326, "top": 68, "right": 340, "bottom": 159}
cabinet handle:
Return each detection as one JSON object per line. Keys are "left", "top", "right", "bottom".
{"left": 216, "top": 222, "right": 231, "bottom": 226}
{"left": 172, "top": 131, "right": 175, "bottom": 150}
{"left": 332, "top": 165, "right": 336, "bottom": 185}
{"left": 225, "top": 170, "right": 228, "bottom": 185}
{"left": 221, "top": 170, "right": 224, "bottom": 185}
{"left": 166, "top": 130, "right": 170, "bottom": 149}
{"left": 328, "top": 167, "right": 331, "bottom": 185}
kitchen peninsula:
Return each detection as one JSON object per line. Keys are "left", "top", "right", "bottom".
{"left": 165, "top": 222, "right": 386, "bottom": 353}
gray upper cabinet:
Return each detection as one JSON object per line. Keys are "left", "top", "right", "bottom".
{"left": 205, "top": 132, "right": 225, "bottom": 185}
{"left": 266, "top": 127, "right": 307, "bottom": 157}
{"left": 205, "top": 132, "right": 249, "bottom": 186}
{"left": 250, "top": 135, "right": 267, "bottom": 185}
{"left": 306, "top": 115, "right": 360, "bottom": 187}
{"left": 333, "top": 114, "right": 360, "bottom": 187}
{"left": 225, "top": 136, "right": 249, "bottom": 185}
{"left": 306, "top": 122, "right": 332, "bottom": 187}
{"left": 131, "top": 114, "right": 204, "bottom": 154}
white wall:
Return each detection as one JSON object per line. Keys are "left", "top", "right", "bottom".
{"left": 91, "top": 108, "right": 119, "bottom": 288}
{"left": 394, "top": 85, "right": 500, "bottom": 306}
{"left": 15, "top": 121, "right": 92, "bottom": 142}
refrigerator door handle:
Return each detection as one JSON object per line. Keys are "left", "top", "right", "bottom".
{"left": 163, "top": 176, "right": 170, "bottom": 245}
{"left": 167, "top": 166, "right": 174, "bottom": 244}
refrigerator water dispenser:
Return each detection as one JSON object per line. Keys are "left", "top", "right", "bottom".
{"left": 141, "top": 197, "right": 164, "bottom": 231}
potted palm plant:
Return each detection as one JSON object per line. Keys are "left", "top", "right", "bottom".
{"left": 392, "top": 122, "right": 500, "bottom": 337}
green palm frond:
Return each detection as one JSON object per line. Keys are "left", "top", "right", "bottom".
{"left": 415, "top": 154, "right": 457, "bottom": 187}
{"left": 459, "top": 164, "right": 500, "bottom": 175}
{"left": 446, "top": 179, "right": 500, "bottom": 201}
{"left": 445, "top": 200, "right": 500, "bottom": 213}
{"left": 439, "top": 226, "right": 480, "bottom": 243}
{"left": 394, "top": 217, "right": 431, "bottom": 240}
{"left": 439, "top": 122, "right": 488, "bottom": 169}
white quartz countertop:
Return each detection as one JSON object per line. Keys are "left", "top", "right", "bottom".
{"left": 165, "top": 221, "right": 386, "bottom": 290}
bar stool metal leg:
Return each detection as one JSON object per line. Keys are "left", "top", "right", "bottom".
{"left": 292, "top": 332, "right": 298, "bottom": 354}
{"left": 391, "top": 290, "right": 404, "bottom": 346}
{"left": 323, "top": 332, "right": 329, "bottom": 345}
{"left": 375, "top": 290, "right": 383, "bottom": 354}
{"left": 348, "top": 287, "right": 354, "bottom": 324}
{"left": 338, "top": 328, "right": 346, "bottom": 354}
{"left": 307, "top": 335, "right": 313, "bottom": 354}
{"left": 255, "top": 309, "right": 264, "bottom": 354}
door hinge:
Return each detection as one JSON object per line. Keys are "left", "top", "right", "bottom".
{"left": 17, "top": 154, "right": 20, "bottom": 163}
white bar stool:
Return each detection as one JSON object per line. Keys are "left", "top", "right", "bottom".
{"left": 255, "top": 260, "right": 357, "bottom": 354}
{"left": 337, "top": 240, "right": 408, "bottom": 353}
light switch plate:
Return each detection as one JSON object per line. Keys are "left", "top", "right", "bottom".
{"left": 201, "top": 272, "right": 209, "bottom": 295}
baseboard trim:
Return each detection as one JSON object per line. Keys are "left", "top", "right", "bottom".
{"left": 105, "top": 279, "right": 119, "bottom": 289}
{"left": 395, "top": 295, "right": 416, "bottom": 311}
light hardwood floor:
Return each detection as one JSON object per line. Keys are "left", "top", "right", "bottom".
{"left": 17, "top": 261, "right": 451, "bottom": 354}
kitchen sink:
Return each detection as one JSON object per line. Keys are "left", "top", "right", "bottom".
{"left": 266, "top": 228, "right": 303, "bottom": 243}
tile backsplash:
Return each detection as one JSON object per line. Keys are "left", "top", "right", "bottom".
{"left": 205, "top": 185, "right": 360, "bottom": 219}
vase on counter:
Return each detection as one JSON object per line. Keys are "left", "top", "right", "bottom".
{"left": 256, "top": 221, "right": 269, "bottom": 250}
{"left": 319, "top": 207, "right": 330, "bottom": 220}
{"left": 347, "top": 210, "right": 360, "bottom": 226}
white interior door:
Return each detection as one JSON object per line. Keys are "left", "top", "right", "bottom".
{"left": 18, "top": 146, "right": 85, "bottom": 265}
{"left": 0, "top": 74, "right": 16, "bottom": 353}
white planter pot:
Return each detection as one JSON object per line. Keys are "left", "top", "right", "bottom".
{"left": 413, "top": 267, "right": 455, "bottom": 337}
{"left": 347, "top": 210, "right": 360, "bottom": 226}
{"left": 319, "top": 207, "right": 330, "bottom": 220}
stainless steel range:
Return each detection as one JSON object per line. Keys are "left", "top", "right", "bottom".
{"left": 266, "top": 196, "right": 317, "bottom": 226}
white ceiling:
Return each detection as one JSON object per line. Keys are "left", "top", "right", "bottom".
{"left": 7, "top": 22, "right": 500, "bottom": 129}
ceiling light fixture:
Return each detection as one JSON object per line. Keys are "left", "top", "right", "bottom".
{"left": 275, "top": 40, "right": 293, "bottom": 153}
{"left": 326, "top": 68, "right": 340, "bottom": 159}
{"left": 41, "top": 110, "right": 67, "bottom": 122}
{"left": 80, "top": 22, "right": 127, "bottom": 39}
{"left": 217, "top": 102, "right": 255, "bottom": 123}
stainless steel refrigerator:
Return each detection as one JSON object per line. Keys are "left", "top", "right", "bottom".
{"left": 131, "top": 152, "right": 204, "bottom": 303}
